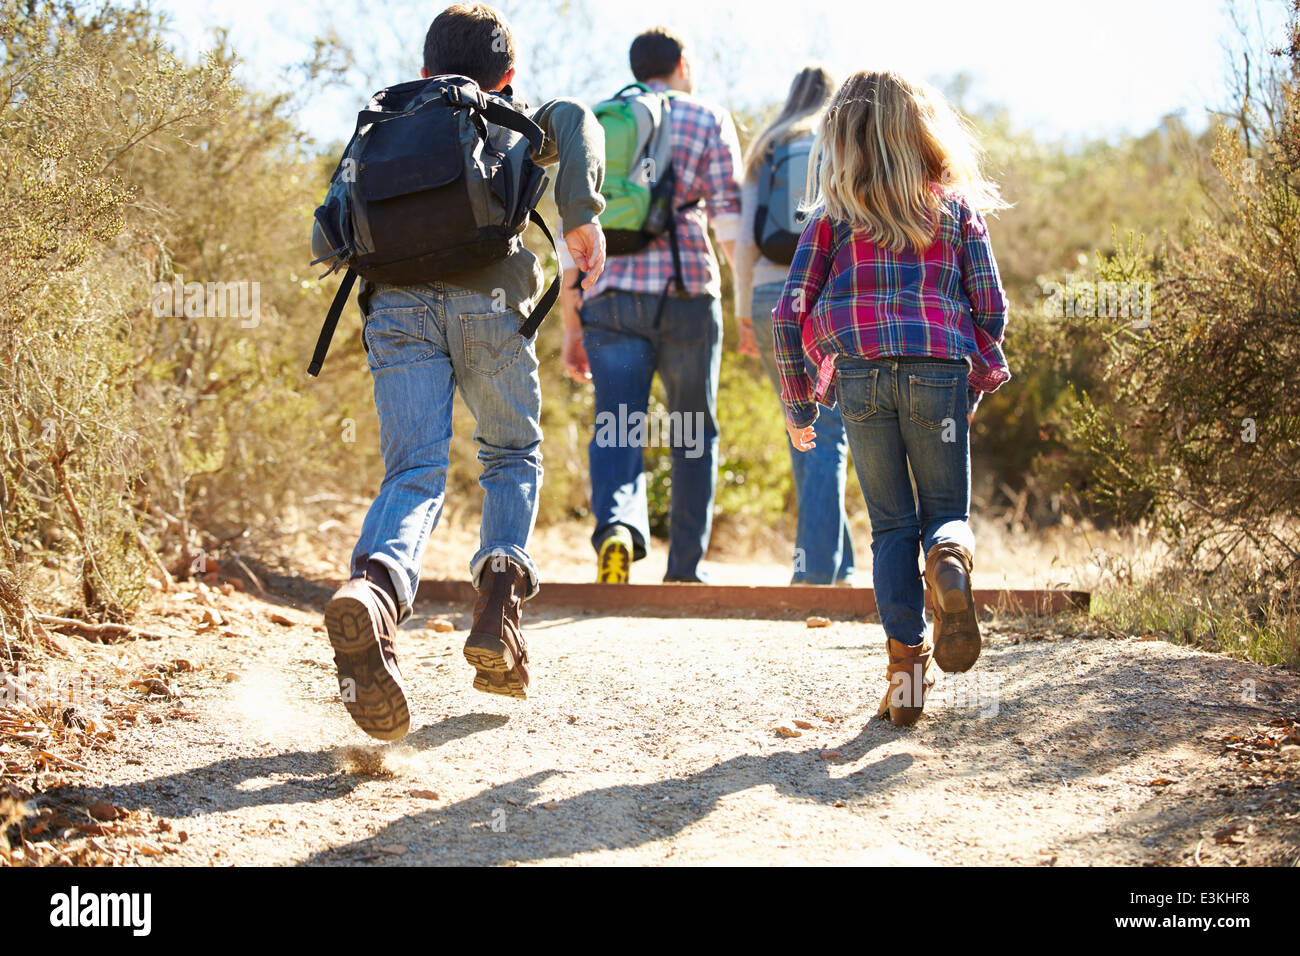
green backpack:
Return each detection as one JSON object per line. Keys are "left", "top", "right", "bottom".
{"left": 594, "top": 83, "right": 677, "bottom": 256}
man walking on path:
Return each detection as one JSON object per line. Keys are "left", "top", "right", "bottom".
{"left": 560, "top": 26, "right": 742, "bottom": 584}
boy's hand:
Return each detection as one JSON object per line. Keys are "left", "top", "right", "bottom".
{"left": 564, "top": 222, "right": 606, "bottom": 288}
{"left": 563, "top": 328, "right": 590, "bottom": 384}
{"left": 736, "top": 316, "right": 759, "bottom": 358}
{"left": 786, "top": 416, "right": 816, "bottom": 452}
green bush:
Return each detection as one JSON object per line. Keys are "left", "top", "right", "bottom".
{"left": 0, "top": 1, "right": 381, "bottom": 629}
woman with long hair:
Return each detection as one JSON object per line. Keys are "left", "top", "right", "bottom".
{"left": 735, "top": 65, "right": 854, "bottom": 586}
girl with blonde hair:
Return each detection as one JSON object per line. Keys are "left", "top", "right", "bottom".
{"left": 772, "top": 70, "right": 1010, "bottom": 725}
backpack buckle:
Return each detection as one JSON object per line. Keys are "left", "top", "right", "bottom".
{"left": 442, "top": 86, "right": 487, "bottom": 111}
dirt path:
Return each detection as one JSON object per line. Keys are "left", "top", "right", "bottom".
{"left": 7, "top": 575, "right": 1299, "bottom": 867}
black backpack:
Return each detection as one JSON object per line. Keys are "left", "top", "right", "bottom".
{"left": 308, "top": 75, "right": 557, "bottom": 376}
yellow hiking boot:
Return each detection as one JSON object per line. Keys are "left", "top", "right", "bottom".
{"left": 596, "top": 526, "right": 632, "bottom": 584}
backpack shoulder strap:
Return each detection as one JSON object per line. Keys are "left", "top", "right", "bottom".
{"left": 307, "top": 269, "right": 357, "bottom": 377}
{"left": 478, "top": 96, "right": 546, "bottom": 154}
{"left": 646, "top": 92, "right": 673, "bottom": 168}
{"left": 436, "top": 82, "right": 546, "bottom": 154}
{"left": 517, "top": 211, "right": 560, "bottom": 340}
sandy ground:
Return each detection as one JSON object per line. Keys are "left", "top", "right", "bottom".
{"left": 7, "top": 569, "right": 1299, "bottom": 867}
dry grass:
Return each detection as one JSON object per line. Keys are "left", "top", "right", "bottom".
{"left": 1092, "top": 564, "right": 1299, "bottom": 670}
{"left": 1037, "top": 518, "right": 1300, "bottom": 669}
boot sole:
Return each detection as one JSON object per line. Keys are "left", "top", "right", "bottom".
{"left": 932, "top": 586, "right": 982, "bottom": 673}
{"left": 597, "top": 540, "right": 631, "bottom": 584}
{"left": 463, "top": 633, "right": 527, "bottom": 699}
{"left": 325, "top": 595, "right": 410, "bottom": 741}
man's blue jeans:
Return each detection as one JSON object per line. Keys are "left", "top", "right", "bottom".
{"left": 579, "top": 289, "right": 721, "bottom": 580}
{"left": 350, "top": 282, "right": 543, "bottom": 623}
{"left": 752, "top": 281, "right": 855, "bottom": 584}
{"left": 835, "top": 357, "right": 976, "bottom": 646}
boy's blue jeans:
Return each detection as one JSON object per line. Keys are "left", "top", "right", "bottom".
{"left": 350, "top": 282, "right": 543, "bottom": 623}
{"left": 752, "top": 281, "right": 855, "bottom": 584}
{"left": 579, "top": 289, "right": 721, "bottom": 580}
{"left": 835, "top": 356, "right": 976, "bottom": 646}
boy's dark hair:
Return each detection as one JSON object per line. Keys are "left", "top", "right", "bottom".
{"left": 423, "top": 3, "right": 516, "bottom": 87}
{"left": 629, "top": 27, "right": 685, "bottom": 82}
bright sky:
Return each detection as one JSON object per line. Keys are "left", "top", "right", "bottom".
{"left": 154, "top": 0, "right": 1290, "bottom": 147}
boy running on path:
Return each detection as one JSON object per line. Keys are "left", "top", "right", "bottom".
{"left": 317, "top": 3, "right": 607, "bottom": 740}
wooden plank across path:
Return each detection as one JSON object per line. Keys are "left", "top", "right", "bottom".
{"left": 416, "top": 580, "right": 1089, "bottom": 619}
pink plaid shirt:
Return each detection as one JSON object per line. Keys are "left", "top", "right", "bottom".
{"left": 773, "top": 193, "right": 1011, "bottom": 428}
{"left": 577, "top": 81, "right": 742, "bottom": 300}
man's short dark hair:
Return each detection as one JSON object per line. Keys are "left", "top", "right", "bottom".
{"left": 423, "top": 3, "right": 516, "bottom": 87}
{"left": 629, "top": 27, "right": 685, "bottom": 83}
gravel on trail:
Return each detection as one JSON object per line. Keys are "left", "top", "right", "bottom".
{"left": 15, "top": 580, "right": 1298, "bottom": 867}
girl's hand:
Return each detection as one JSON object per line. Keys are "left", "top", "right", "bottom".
{"left": 786, "top": 417, "right": 816, "bottom": 452}
{"left": 736, "top": 316, "right": 759, "bottom": 358}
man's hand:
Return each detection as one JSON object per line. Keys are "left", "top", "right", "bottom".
{"left": 786, "top": 416, "right": 816, "bottom": 452}
{"left": 564, "top": 222, "right": 606, "bottom": 288}
{"left": 560, "top": 265, "right": 590, "bottom": 385}
{"left": 736, "top": 316, "right": 759, "bottom": 358}
{"left": 563, "top": 328, "right": 590, "bottom": 384}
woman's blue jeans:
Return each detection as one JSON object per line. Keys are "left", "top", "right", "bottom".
{"left": 752, "top": 281, "right": 855, "bottom": 584}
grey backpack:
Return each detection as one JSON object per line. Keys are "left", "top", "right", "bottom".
{"left": 754, "top": 133, "right": 814, "bottom": 265}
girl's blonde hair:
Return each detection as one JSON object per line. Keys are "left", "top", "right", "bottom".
{"left": 742, "top": 65, "right": 835, "bottom": 182}
{"left": 807, "top": 70, "right": 1007, "bottom": 252}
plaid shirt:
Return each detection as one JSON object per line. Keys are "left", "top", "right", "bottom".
{"left": 772, "top": 193, "right": 1010, "bottom": 427}
{"left": 579, "top": 81, "right": 742, "bottom": 300}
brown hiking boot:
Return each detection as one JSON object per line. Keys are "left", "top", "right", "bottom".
{"left": 464, "top": 558, "right": 531, "bottom": 699}
{"left": 324, "top": 578, "right": 410, "bottom": 741}
{"left": 925, "top": 542, "right": 981, "bottom": 673}
{"left": 876, "top": 638, "right": 934, "bottom": 726}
